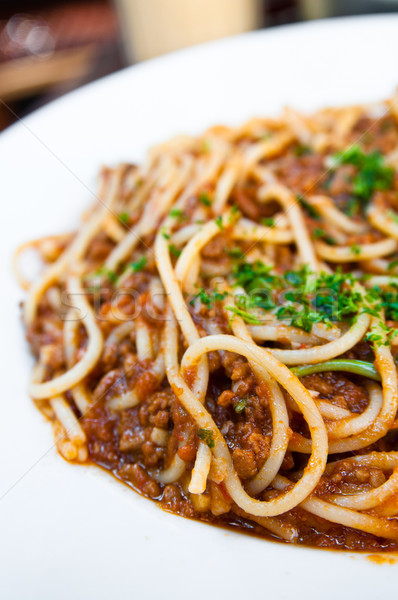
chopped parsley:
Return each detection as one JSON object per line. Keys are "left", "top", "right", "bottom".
{"left": 376, "top": 289, "right": 398, "bottom": 322}
{"left": 199, "top": 192, "right": 212, "bottom": 207}
{"left": 225, "top": 253, "right": 398, "bottom": 341}
{"left": 131, "top": 256, "right": 147, "bottom": 272}
{"left": 169, "top": 244, "right": 181, "bottom": 258}
{"left": 261, "top": 217, "right": 275, "bottom": 228}
{"left": 215, "top": 216, "right": 224, "bottom": 230}
{"left": 387, "top": 210, "right": 398, "bottom": 225}
{"left": 365, "top": 320, "right": 391, "bottom": 347}
{"left": 229, "top": 260, "right": 364, "bottom": 333}
{"left": 225, "top": 304, "right": 262, "bottom": 325}
{"left": 85, "top": 266, "right": 118, "bottom": 287}
{"left": 198, "top": 428, "right": 215, "bottom": 448}
{"left": 161, "top": 227, "right": 170, "bottom": 240}
{"left": 350, "top": 244, "right": 361, "bottom": 256}
{"left": 169, "top": 208, "right": 184, "bottom": 218}
{"left": 190, "top": 288, "right": 227, "bottom": 307}
{"left": 293, "top": 144, "right": 312, "bottom": 157}
{"left": 226, "top": 246, "right": 245, "bottom": 259}
{"left": 232, "top": 260, "right": 282, "bottom": 294}
{"left": 331, "top": 145, "right": 394, "bottom": 203}
{"left": 119, "top": 212, "right": 129, "bottom": 225}
{"left": 297, "top": 195, "right": 321, "bottom": 220}
{"left": 313, "top": 228, "right": 336, "bottom": 245}
{"left": 388, "top": 259, "right": 398, "bottom": 271}
{"left": 234, "top": 398, "right": 247, "bottom": 413}
{"left": 107, "top": 270, "right": 117, "bottom": 284}
{"left": 344, "top": 197, "right": 361, "bottom": 217}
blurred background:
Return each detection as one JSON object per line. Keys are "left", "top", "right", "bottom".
{"left": 0, "top": 0, "right": 397, "bottom": 131}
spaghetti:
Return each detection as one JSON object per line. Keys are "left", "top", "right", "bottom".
{"left": 17, "top": 97, "right": 398, "bottom": 551}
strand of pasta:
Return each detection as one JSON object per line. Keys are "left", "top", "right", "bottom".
{"left": 247, "top": 322, "right": 339, "bottom": 345}
{"left": 326, "top": 468, "right": 398, "bottom": 510}
{"left": 368, "top": 202, "right": 398, "bottom": 240}
{"left": 232, "top": 506, "right": 298, "bottom": 543}
{"left": 63, "top": 310, "right": 91, "bottom": 414}
{"left": 325, "top": 452, "right": 398, "bottom": 472}
{"left": 105, "top": 158, "right": 190, "bottom": 272}
{"left": 326, "top": 382, "right": 383, "bottom": 439}
{"left": 212, "top": 158, "right": 240, "bottom": 214}
{"left": 155, "top": 217, "right": 209, "bottom": 402}
{"left": 178, "top": 330, "right": 328, "bottom": 516}
{"left": 226, "top": 303, "right": 290, "bottom": 495}
{"left": 232, "top": 218, "right": 293, "bottom": 244}
{"left": 269, "top": 312, "right": 370, "bottom": 365}
{"left": 188, "top": 442, "right": 213, "bottom": 494}
{"left": 29, "top": 275, "right": 103, "bottom": 399}
{"left": 31, "top": 360, "right": 87, "bottom": 461}
{"left": 257, "top": 182, "right": 319, "bottom": 271}
{"left": 315, "top": 237, "right": 397, "bottom": 263}
{"left": 273, "top": 476, "right": 398, "bottom": 540}
{"left": 24, "top": 166, "right": 125, "bottom": 324}
{"left": 13, "top": 233, "right": 72, "bottom": 291}
{"left": 307, "top": 194, "right": 367, "bottom": 234}
{"left": 107, "top": 350, "right": 165, "bottom": 411}
{"left": 289, "top": 316, "right": 398, "bottom": 454}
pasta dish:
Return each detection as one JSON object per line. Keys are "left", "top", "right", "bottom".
{"left": 16, "top": 96, "right": 398, "bottom": 551}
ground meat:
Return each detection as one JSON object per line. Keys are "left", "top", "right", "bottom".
{"left": 160, "top": 484, "right": 197, "bottom": 518}
{"left": 315, "top": 462, "right": 387, "bottom": 497}
{"left": 202, "top": 234, "right": 227, "bottom": 259}
{"left": 232, "top": 448, "right": 257, "bottom": 479}
{"left": 93, "top": 368, "right": 124, "bottom": 401}
{"left": 85, "top": 232, "right": 114, "bottom": 262}
{"left": 233, "top": 188, "right": 260, "bottom": 220}
{"left": 135, "top": 370, "right": 159, "bottom": 401}
{"left": 23, "top": 109, "right": 398, "bottom": 553}
{"left": 118, "top": 463, "right": 161, "bottom": 498}
{"left": 274, "top": 154, "right": 326, "bottom": 195}
{"left": 302, "top": 372, "right": 369, "bottom": 413}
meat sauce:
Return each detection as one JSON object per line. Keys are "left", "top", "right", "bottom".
{"left": 76, "top": 364, "right": 398, "bottom": 552}
{"left": 24, "top": 109, "right": 398, "bottom": 553}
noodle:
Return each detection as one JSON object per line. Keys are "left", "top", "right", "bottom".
{"left": 17, "top": 95, "right": 398, "bottom": 551}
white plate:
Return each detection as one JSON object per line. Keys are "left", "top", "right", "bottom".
{"left": 1, "top": 14, "right": 398, "bottom": 600}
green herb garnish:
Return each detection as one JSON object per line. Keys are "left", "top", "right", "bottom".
{"left": 198, "top": 428, "right": 215, "bottom": 448}
{"left": 387, "top": 210, "right": 398, "bottom": 225}
{"left": 388, "top": 259, "right": 398, "bottom": 271}
{"left": 161, "top": 227, "right": 170, "bottom": 240}
{"left": 293, "top": 144, "right": 312, "bottom": 157}
{"left": 107, "top": 270, "right": 117, "bottom": 284}
{"left": 313, "top": 228, "right": 336, "bottom": 245}
{"left": 119, "top": 212, "right": 129, "bottom": 225}
{"left": 297, "top": 195, "right": 321, "bottom": 220}
{"left": 344, "top": 197, "right": 361, "bottom": 217}
{"left": 169, "top": 244, "right": 181, "bottom": 258}
{"left": 331, "top": 145, "right": 394, "bottom": 202}
{"left": 199, "top": 192, "right": 212, "bottom": 207}
{"left": 169, "top": 208, "right": 184, "bottom": 218}
{"left": 131, "top": 256, "right": 147, "bottom": 272}
{"left": 190, "top": 288, "right": 226, "bottom": 307}
{"left": 234, "top": 398, "right": 248, "bottom": 413}
{"left": 215, "top": 216, "right": 224, "bottom": 230}
{"left": 225, "top": 304, "right": 262, "bottom": 325}
{"left": 350, "top": 244, "right": 361, "bottom": 256}
{"left": 230, "top": 261, "right": 363, "bottom": 333}
{"left": 227, "top": 247, "right": 244, "bottom": 259}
